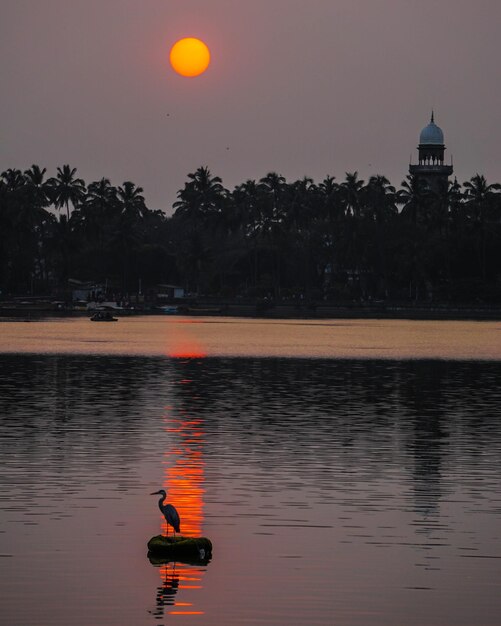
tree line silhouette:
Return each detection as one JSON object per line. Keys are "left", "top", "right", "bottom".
{"left": 1, "top": 164, "right": 500, "bottom": 303}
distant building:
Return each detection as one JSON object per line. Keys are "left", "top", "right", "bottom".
{"left": 69, "top": 279, "right": 105, "bottom": 302}
{"left": 156, "top": 284, "right": 185, "bottom": 300}
{"left": 409, "top": 112, "right": 453, "bottom": 192}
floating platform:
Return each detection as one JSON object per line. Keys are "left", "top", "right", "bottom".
{"left": 147, "top": 535, "right": 212, "bottom": 563}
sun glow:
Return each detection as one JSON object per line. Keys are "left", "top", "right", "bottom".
{"left": 166, "top": 319, "right": 207, "bottom": 359}
{"left": 170, "top": 37, "right": 211, "bottom": 77}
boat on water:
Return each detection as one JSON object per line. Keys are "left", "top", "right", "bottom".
{"left": 90, "top": 311, "right": 118, "bottom": 322}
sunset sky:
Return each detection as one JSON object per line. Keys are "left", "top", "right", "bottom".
{"left": 1, "top": 0, "right": 500, "bottom": 212}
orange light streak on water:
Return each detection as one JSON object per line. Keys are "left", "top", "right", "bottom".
{"left": 161, "top": 416, "right": 205, "bottom": 538}
{"left": 166, "top": 318, "right": 207, "bottom": 358}
{"left": 157, "top": 408, "right": 207, "bottom": 614}
{"left": 154, "top": 563, "right": 205, "bottom": 618}
{"left": 170, "top": 345, "right": 208, "bottom": 359}
{"left": 160, "top": 453, "right": 204, "bottom": 537}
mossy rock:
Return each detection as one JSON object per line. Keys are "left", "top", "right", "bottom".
{"left": 147, "top": 535, "right": 212, "bottom": 563}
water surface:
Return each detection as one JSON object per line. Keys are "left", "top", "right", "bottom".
{"left": 1, "top": 315, "right": 500, "bottom": 359}
{"left": 1, "top": 319, "right": 501, "bottom": 625}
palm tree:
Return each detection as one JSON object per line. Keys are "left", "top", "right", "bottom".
{"left": 23, "top": 165, "right": 52, "bottom": 289}
{"left": 318, "top": 175, "right": 340, "bottom": 224}
{"left": 114, "top": 182, "right": 148, "bottom": 291}
{"left": 0, "top": 169, "right": 26, "bottom": 236}
{"left": 1, "top": 168, "right": 25, "bottom": 193}
{"left": 44, "top": 166, "right": 85, "bottom": 290}
{"left": 86, "top": 177, "right": 117, "bottom": 214}
{"left": 287, "top": 177, "right": 316, "bottom": 231}
{"left": 339, "top": 172, "right": 366, "bottom": 296}
{"left": 0, "top": 169, "right": 26, "bottom": 290}
{"left": 340, "top": 171, "right": 364, "bottom": 218}
{"left": 232, "top": 179, "right": 267, "bottom": 290}
{"left": 463, "top": 174, "right": 501, "bottom": 281}
{"left": 397, "top": 175, "right": 430, "bottom": 225}
{"left": 429, "top": 177, "right": 463, "bottom": 295}
{"left": 173, "top": 166, "right": 225, "bottom": 221}
{"left": 49, "top": 165, "right": 86, "bottom": 220}
{"left": 71, "top": 178, "right": 118, "bottom": 279}
{"left": 0, "top": 167, "right": 54, "bottom": 292}
{"left": 259, "top": 172, "right": 287, "bottom": 226}
{"left": 446, "top": 177, "right": 464, "bottom": 223}
{"left": 233, "top": 179, "right": 266, "bottom": 238}
{"left": 259, "top": 172, "right": 287, "bottom": 298}
{"left": 80, "top": 178, "right": 117, "bottom": 234}
{"left": 365, "top": 176, "right": 396, "bottom": 221}
{"left": 173, "top": 167, "right": 227, "bottom": 294}
{"left": 318, "top": 176, "right": 343, "bottom": 290}
{"left": 397, "top": 175, "right": 432, "bottom": 300}
{"left": 23, "top": 165, "right": 51, "bottom": 225}
{"left": 285, "top": 177, "right": 323, "bottom": 296}
{"left": 117, "top": 181, "right": 146, "bottom": 219}
{"left": 364, "top": 175, "right": 397, "bottom": 297}
{"left": 24, "top": 164, "right": 47, "bottom": 190}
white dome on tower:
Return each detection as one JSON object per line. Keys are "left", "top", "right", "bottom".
{"left": 419, "top": 112, "right": 444, "bottom": 145}
{"left": 409, "top": 111, "right": 453, "bottom": 189}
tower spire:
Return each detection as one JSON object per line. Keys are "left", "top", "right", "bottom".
{"left": 410, "top": 111, "right": 453, "bottom": 191}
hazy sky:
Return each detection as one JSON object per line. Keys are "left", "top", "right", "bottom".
{"left": 1, "top": 0, "right": 500, "bottom": 212}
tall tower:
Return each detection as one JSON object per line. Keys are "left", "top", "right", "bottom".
{"left": 409, "top": 112, "right": 453, "bottom": 192}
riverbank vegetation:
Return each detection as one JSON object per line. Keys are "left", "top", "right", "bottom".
{"left": 1, "top": 165, "right": 500, "bottom": 303}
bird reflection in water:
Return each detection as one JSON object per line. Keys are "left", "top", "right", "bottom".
{"left": 149, "top": 557, "right": 206, "bottom": 619}
{"left": 149, "top": 560, "right": 180, "bottom": 619}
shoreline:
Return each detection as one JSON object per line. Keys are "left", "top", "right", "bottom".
{"left": 1, "top": 301, "right": 501, "bottom": 321}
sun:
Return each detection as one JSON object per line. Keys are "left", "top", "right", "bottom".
{"left": 170, "top": 37, "right": 211, "bottom": 78}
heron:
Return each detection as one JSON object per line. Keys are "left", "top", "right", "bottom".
{"left": 151, "top": 489, "right": 181, "bottom": 536}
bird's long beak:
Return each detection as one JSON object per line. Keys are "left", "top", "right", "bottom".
{"left": 150, "top": 491, "right": 160, "bottom": 495}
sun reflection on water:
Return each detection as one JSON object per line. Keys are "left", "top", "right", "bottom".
{"left": 153, "top": 398, "right": 207, "bottom": 618}
{"left": 163, "top": 416, "right": 205, "bottom": 537}
{"left": 166, "top": 317, "right": 207, "bottom": 359}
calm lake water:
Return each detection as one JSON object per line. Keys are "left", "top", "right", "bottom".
{"left": 1, "top": 317, "right": 501, "bottom": 626}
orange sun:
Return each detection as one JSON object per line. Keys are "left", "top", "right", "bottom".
{"left": 170, "top": 37, "right": 211, "bottom": 77}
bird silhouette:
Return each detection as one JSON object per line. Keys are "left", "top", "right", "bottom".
{"left": 151, "top": 489, "right": 181, "bottom": 536}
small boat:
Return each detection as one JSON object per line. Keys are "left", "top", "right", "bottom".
{"left": 90, "top": 311, "right": 118, "bottom": 322}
